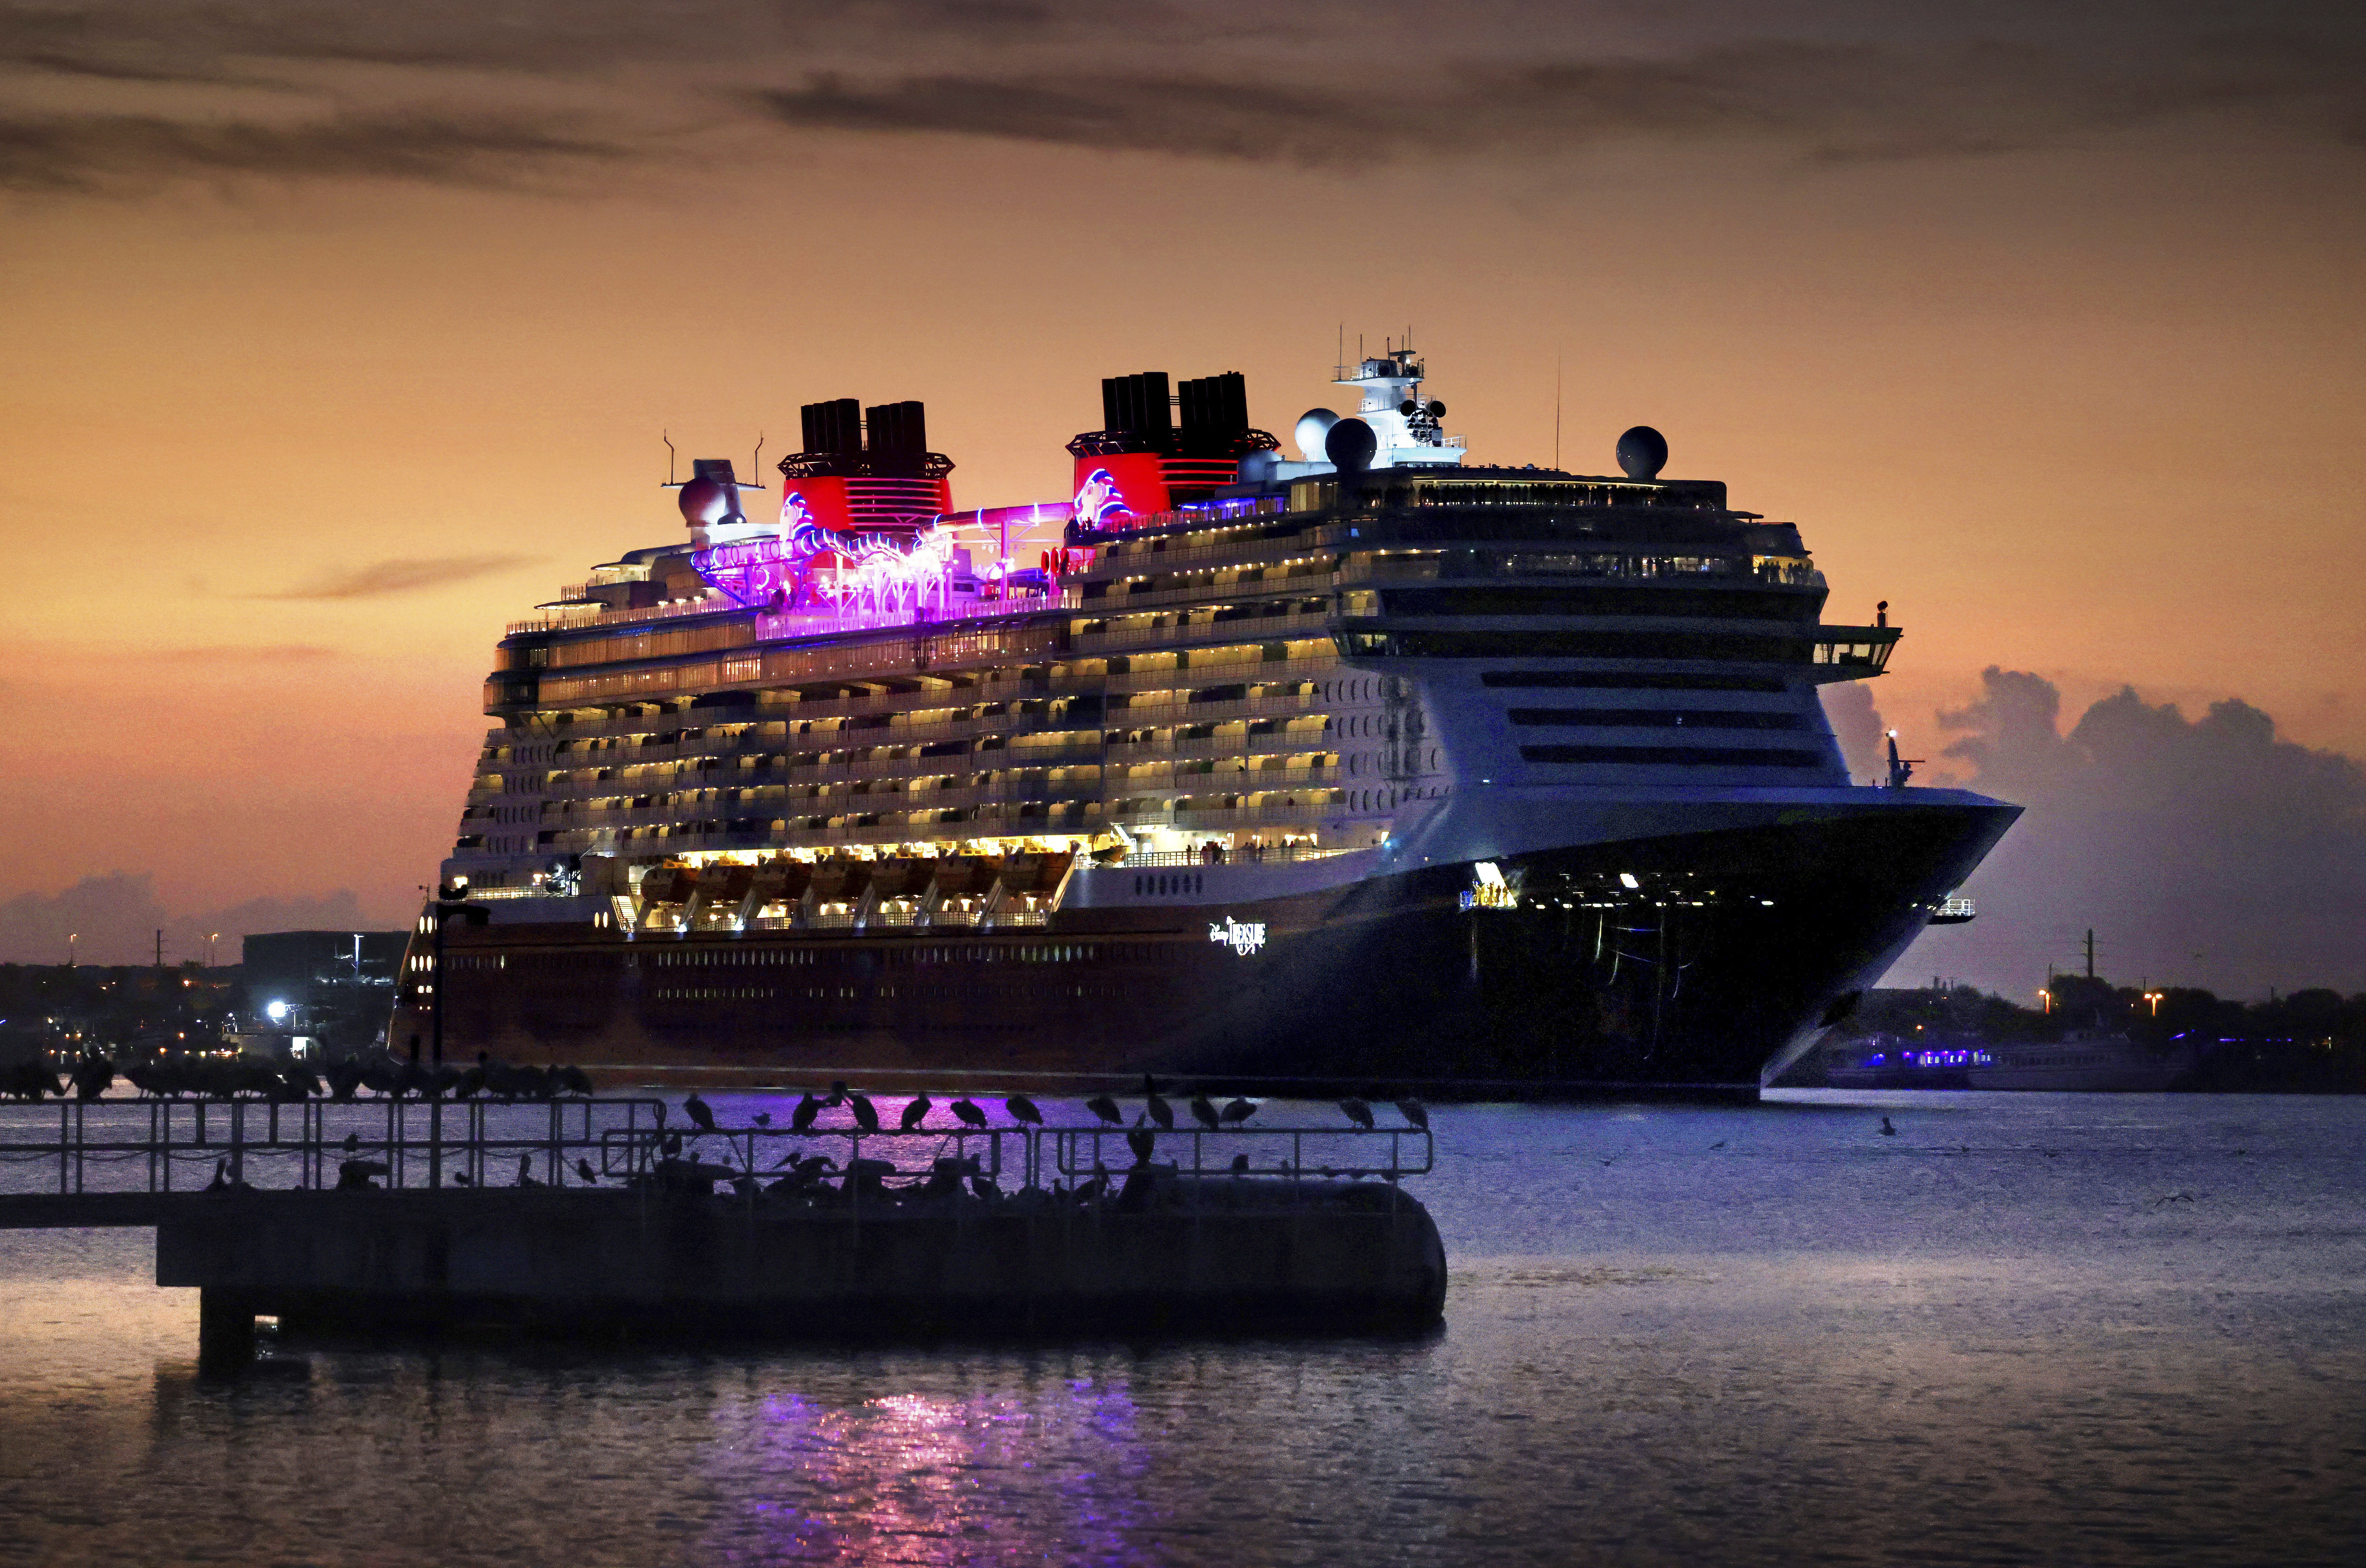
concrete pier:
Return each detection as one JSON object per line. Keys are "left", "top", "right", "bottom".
{"left": 155, "top": 1184, "right": 1448, "bottom": 1346}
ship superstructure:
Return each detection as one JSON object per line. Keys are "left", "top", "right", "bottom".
{"left": 396, "top": 348, "right": 2017, "bottom": 1091}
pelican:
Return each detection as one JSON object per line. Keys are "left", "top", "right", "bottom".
{"left": 1220, "top": 1097, "right": 1257, "bottom": 1124}
{"left": 1004, "top": 1095, "right": 1043, "bottom": 1127}
{"left": 1189, "top": 1093, "right": 1220, "bottom": 1130}
{"left": 575, "top": 1158, "right": 600, "bottom": 1185}
{"left": 950, "top": 1097, "right": 989, "bottom": 1129}
{"left": 968, "top": 1171, "right": 1001, "bottom": 1202}
{"left": 1084, "top": 1094, "right": 1123, "bottom": 1126}
{"left": 1394, "top": 1098, "right": 1429, "bottom": 1131}
{"left": 752, "top": 1112, "right": 772, "bottom": 1129}
{"left": 515, "top": 1154, "right": 544, "bottom": 1188}
{"left": 791, "top": 1093, "right": 822, "bottom": 1131}
{"left": 1142, "top": 1074, "right": 1173, "bottom": 1129}
{"left": 684, "top": 1092, "right": 717, "bottom": 1135}
{"left": 1879, "top": 1116, "right": 1897, "bottom": 1137}
{"left": 1229, "top": 1152, "right": 1251, "bottom": 1174}
{"left": 847, "top": 1092, "right": 880, "bottom": 1133}
{"left": 900, "top": 1093, "right": 932, "bottom": 1131}
{"left": 1339, "top": 1098, "right": 1375, "bottom": 1129}
{"left": 1125, "top": 1123, "right": 1156, "bottom": 1165}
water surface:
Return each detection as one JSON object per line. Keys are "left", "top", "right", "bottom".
{"left": 3, "top": 1090, "right": 2360, "bottom": 1565}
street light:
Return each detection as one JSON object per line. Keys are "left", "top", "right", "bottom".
{"left": 2037, "top": 988, "right": 2052, "bottom": 1013}
{"left": 2145, "top": 990, "right": 2164, "bottom": 1016}
{"left": 66, "top": 933, "right": 76, "bottom": 968}
{"left": 206, "top": 931, "right": 222, "bottom": 968}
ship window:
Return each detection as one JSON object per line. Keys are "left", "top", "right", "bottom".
{"left": 1520, "top": 744, "right": 1824, "bottom": 768}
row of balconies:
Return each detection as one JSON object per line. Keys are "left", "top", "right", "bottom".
{"left": 546, "top": 792, "right": 1354, "bottom": 856}
{"left": 535, "top": 756, "right": 1340, "bottom": 828}
{"left": 1071, "top": 604, "right": 1335, "bottom": 653}
{"left": 532, "top": 725, "right": 1338, "bottom": 800}
{"left": 500, "top": 673, "right": 1341, "bottom": 795}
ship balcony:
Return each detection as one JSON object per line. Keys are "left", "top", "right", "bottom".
{"left": 539, "top": 671, "right": 1095, "bottom": 743}
{"left": 1079, "top": 567, "right": 1339, "bottom": 612}
{"left": 1073, "top": 604, "right": 1336, "bottom": 653}
{"left": 1810, "top": 626, "right": 1900, "bottom": 676}
{"left": 1101, "top": 653, "right": 1339, "bottom": 695}
{"left": 1107, "top": 689, "right": 1327, "bottom": 729}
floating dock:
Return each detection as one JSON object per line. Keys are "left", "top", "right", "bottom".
{"left": 0, "top": 1096, "right": 1446, "bottom": 1365}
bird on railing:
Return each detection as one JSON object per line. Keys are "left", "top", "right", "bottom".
{"left": 1141, "top": 1074, "right": 1174, "bottom": 1130}
{"left": 752, "top": 1112, "right": 772, "bottom": 1129}
{"left": 515, "top": 1155, "right": 544, "bottom": 1189}
{"left": 575, "top": 1158, "right": 600, "bottom": 1185}
{"left": 1189, "top": 1093, "right": 1221, "bottom": 1131}
{"left": 1221, "top": 1097, "right": 1257, "bottom": 1124}
{"left": 791, "top": 1094, "right": 822, "bottom": 1131}
{"left": 1394, "top": 1098, "right": 1428, "bottom": 1131}
{"left": 556, "top": 1066, "right": 595, "bottom": 1097}
{"left": 900, "top": 1093, "right": 932, "bottom": 1131}
{"left": 951, "top": 1097, "right": 989, "bottom": 1129}
{"left": 847, "top": 1092, "right": 880, "bottom": 1133}
{"left": 1084, "top": 1093, "right": 1123, "bottom": 1126}
{"left": 342, "top": 1132, "right": 361, "bottom": 1153}
{"left": 1125, "top": 1121, "right": 1156, "bottom": 1166}
{"left": 1339, "top": 1098, "right": 1375, "bottom": 1129}
{"left": 1004, "top": 1095, "right": 1043, "bottom": 1127}
{"left": 1229, "top": 1152, "right": 1251, "bottom": 1174}
{"left": 452, "top": 1171, "right": 473, "bottom": 1187}
{"left": 826, "top": 1080, "right": 850, "bottom": 1108}
{"left": 336, "top": 1159, "right": 388, "bottom": 1190}
{"left": 684, "top": 1092, "right": 717, "bottom": 1135}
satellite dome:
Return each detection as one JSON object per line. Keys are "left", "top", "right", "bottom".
{"left": 1616, "top": 426, "right": 1669, "bottom": 481}
{"left": 1294, "top": 407, "right": 1339, "bottom": 461}
{"left": 678, "top": 475, "right": 744, "bottom": 529}
{"left": 1324, "top": 416, "right": 1378, "bottom": 473}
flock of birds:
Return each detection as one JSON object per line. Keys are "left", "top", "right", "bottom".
{"left": 666, "top": 1078, "right": 1428, "bottom": 1140}
{"left": 0, "top": 1051, "right": 595, "bottom": 1104}
{"left": 600, "top": 1080, "right": 1432, "bottom": 1202}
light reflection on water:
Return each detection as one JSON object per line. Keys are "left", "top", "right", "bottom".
{"left": 3, "top": 1091, "right": 2363, "bottom": 1566}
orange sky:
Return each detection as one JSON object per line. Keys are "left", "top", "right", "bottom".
{"left": 3, "top": 3, "right": 2362, "bottom": 983}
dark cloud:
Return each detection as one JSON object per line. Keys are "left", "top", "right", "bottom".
{"left": 1820, "top": 682, "right": 1890, "bottom": 786}
{"left": 0, "top": 111, "right": 625, "bottom": 194}
{"left": 755, "top": 34, "right": 2366, "bottom": 166}
{"left": 0, "top": 872, "right": 376, "bottom": 966}
{"left": 257, "top": 555, "right": 536, "bottom": 599}
{"left": 1920, "top": 668, "right": 2366, "bottom": 994}
{"left": 1, "top": 3, "right": 2359, "bottom": 195}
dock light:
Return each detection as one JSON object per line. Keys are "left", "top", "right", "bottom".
{"left": 1618, "top": 872, "right": 1640, "bottom": 890}
{"left": 265, "top": 1000, "right": 290, "bottom": 1023}
{"left": 2038, "top": 988, "right": 2052, "bottom": 1013}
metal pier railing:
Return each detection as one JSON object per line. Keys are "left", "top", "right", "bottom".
{"left": 0, "top": 1098, "right": 1432, "bottom": 1204}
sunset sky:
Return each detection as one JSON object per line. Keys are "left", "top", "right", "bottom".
{"left": 4, "top": 1, "right": 2361, "bottom": 993}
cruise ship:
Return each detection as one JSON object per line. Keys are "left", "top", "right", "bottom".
{"left": 390, "top": 347, "right": 2019, "bottom": 1092}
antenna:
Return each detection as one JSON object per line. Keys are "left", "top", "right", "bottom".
{"left": 1553, "top": 344, "right": 1563, "bottom": 470}
{"left": 662, "top": 430, "right": 676, "bottom": 485}
{"left": 752, "top": 432, "right": 765, "bottom": 481}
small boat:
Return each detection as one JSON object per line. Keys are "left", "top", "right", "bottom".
{"left": 1966, "top": 1030, "right": 2187, "bottom": 1091}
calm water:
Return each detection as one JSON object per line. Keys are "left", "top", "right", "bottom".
{"left": 3, "top": 1090, "right": 2362, "bottom": 1566}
